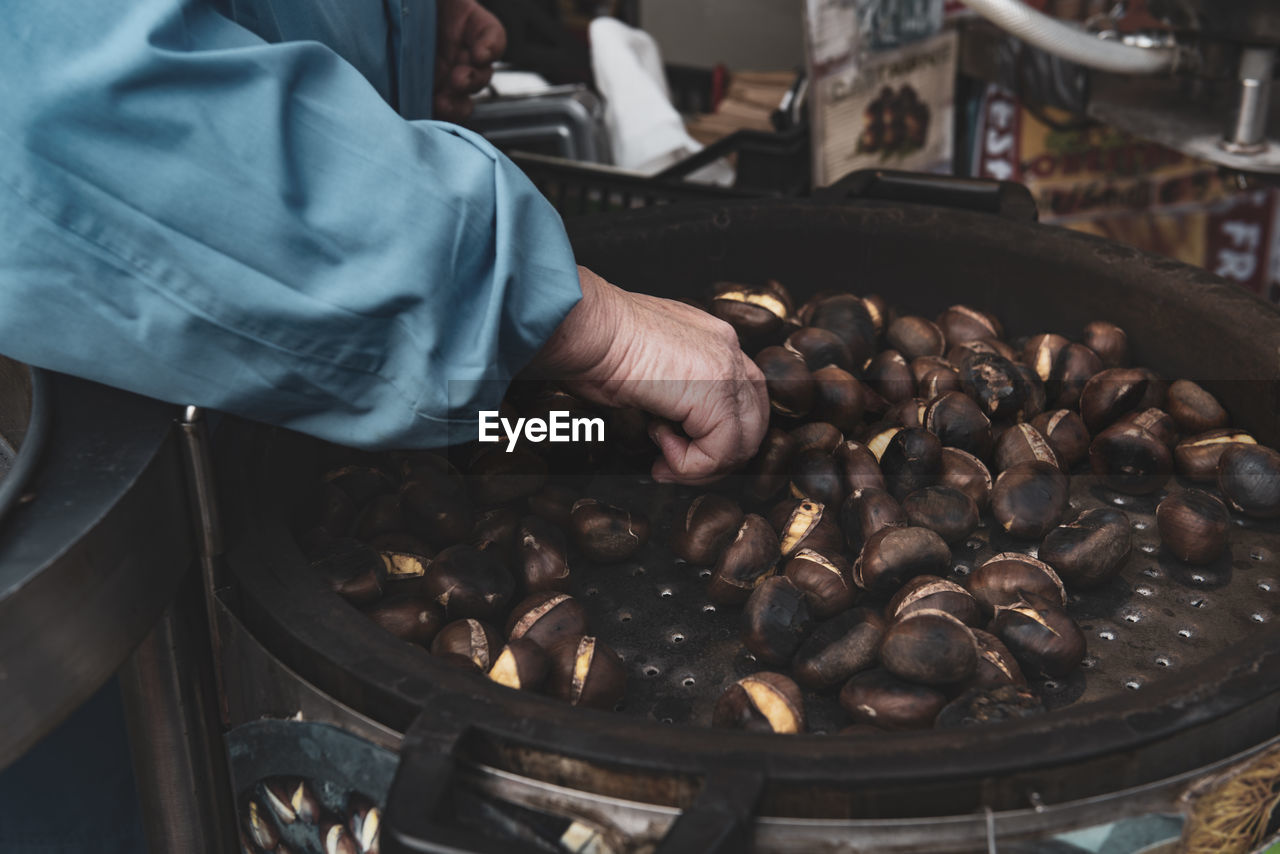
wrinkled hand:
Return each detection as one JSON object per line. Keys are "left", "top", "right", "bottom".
{"left": 435, "top": 0, "right": 506, "bottom": 121}
{"left": 531, "top": 267, "right": 770, "bottom": 485}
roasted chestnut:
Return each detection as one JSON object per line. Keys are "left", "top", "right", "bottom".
{"left": 422, "top": 544, "right": 515, "bottom": 620}
{"left": 785, "top": 326, "right": 854, "bottom": 372}
{"left": 1082, "top": 321, "right": 1128, "bottom": 367}
{"left": 864, "top": 425, "right": 903, "bottom": 461}
{"left": 309, "top": 482, "right": 358, "bottom": 537}
{"left": 671, "top": 494, "right": 745, "bottom": 565}
{"left": 788, "top": 448, "right": 845, "bottom": 508}
{"left": 887, "top": 316, "right": 946, "bottom": 360}
{"left": 311, "top": 538, "right": 386, "bottom": 606}
{"left": 864, "top": 350, "right": 915, "bottom": 403}
{"left": 918, "top": 365, "right": 962, "bottom": 399}
{"left": 885, "top": 397, "right": 927, "bottom": 430}
{"left": 527, "top": 483, "right": 580, "bottom": 530}
{"left": 880, "top": 610, "right": 978, "bottom": 686}
{"left": 505, "top": 591, "right": 588, "bottom": 649}
{"left": 967, "top": 629, "right": 1025, "bottom": 688}
{"left": 570, "top": 499, "right": 650, "bottom": 563}
{"left": 1079, "top": 367, "right": 1149, "bottom": 432}
{"left": 783, "top": 549, "right": 858, "bottom": 618}
{"left": 990, "top": 592, "right": 1086, "bottom": 679}
{"left": 936, "top": 305, "right": 1001, "bottom": 348}
{"left": 713, "top": 672, "right": 806, "bottom": 733}
{"left": 947, "top": 337, "right": 1017, "bottom": 366}
{"left": 245, "top": 799, "right": 279, "bottom": 850}
{"left": 938, "top": 447, "right": 993, "bottom": 511}
{"left": 1115, "top": 408, "right": 1178, "bottom": 448}
{"left": 746, "top": 427, "right": 798, "bottom": 501}
{"left": 399, "top": 471, "right": 472, "bottom": 549}
{"left": 487, "top": 637, "right": 550, "bottom": 692}
{"left": 709, "top": 514, "right": 782, "bottom": 605}
{"left": 324, "top": 465, "right": 396, "bottom": 505}
{"left": 840, "top": 486, "right": 906, "bottom": 551}
{"left": 887, "top": 575, "right": 981, "bottom": 626}
{"left": 431, "top": 618, "right": 501, "bottom": 670}
{"left": 792, "top": 607, "right": 886, "bottom": 691}
{"left": 1089, "top": 423, "right": 1173, "bottom": 495}
{"left": 1038, "top": 507, "right": 1131, "bottom": 589}
{"left": 1166, "top": 379, "right": 1228, "bottom": 434}
{"left": 1174, "top": 429, "right": 1257, "bottom": 483}
{"left": 911, "top": 355, "right": 954, "bottom": 386}
{"left": 1217, "top": 444, "right": 1280, "bottom": 519}
{"left": 322, "top": 824, "right": 359, "bottom": 854}
{"left": 810, "top": 366, "right": 866, "bottom": 433}
{"left": 958, "top": 352, "right": 1030, "bottom": 421}
{"left": 769, "top": 498, "right": 843, "bottom": 558}
{"left": 923, "top": 391, "right": 993, "bottom": 459}
{"left": 879, "top": 427, "right": 942, "bottom": 501}
{"left": 362, "top": 595, "right": 444, "bottom": 646}
{"left": 992, "top": 423, "right": 1060, "bottom": 473}
{"left": 901, "top": 486, "right": 979, "bottom": 545}
{"left": 1022, "top": 333, "right": 1070, "bottom": 383}
{"left": 1157, "top": 489, "right": 1230, "bottom": 564}
{"left": 839, "top": 669, "right": 947, "bottom": 730}
{"left": 935, "top": 685, "right": 1044, "bottom": 729}
{"left": 835, "top": 440, "right": 887, "bottom": 494}
{"left": 470, "top": 506, "right": 522, "bottom": 557}
{"left": 264, "top": 778, "right": 321, "bottom": 826}
{"left": 743, "top": 576, "right": 815, "bottom": 666}
{"left": 791, "top": 421, "right": 844, "bottom": 456}
{"left": 546, "top": 635, "right": 626, "bottom": 709}
{"left": 965, "top": 552, "right": 1066, "bottom": 617}
{"left": 756, "top": 345, "right": 816, "bottom": 417}
{"left": 1047, "top": 343, "right": 1102, "bottom": 410}
{"left": 990, "top": 461, "right": 1070, "bottom": 539}
{"left": 710, "top": 283, "right": 789, "bottom": 348}
{"left": 853, "top": 525, "right": 951, "bottom": 597}
{"left": 350, "top": 493, "right": 404, "bottom": 541}
{"left": 808, "top": 293, "right": 878, "bottom": 366}
{"left": 466, "top": 447, "right": 548, "bottom": 508}
{"left": 862, "top": 294, "right": 891, "bottom": 337}
{"left": 1013, "top": 363, "right": 1047, "bottom": 420}
{"left": 1030, "top": 409, "right": 1091, "bottom": 469}
{"left": 513, "top": 515, "right": 571, "bottom": 593}
{"left": 347, "top": 798, "right": 380, "bottom": 854}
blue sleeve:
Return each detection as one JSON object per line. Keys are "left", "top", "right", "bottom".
{"left": 0, "top": 0, "right": 582, "bottom": 449}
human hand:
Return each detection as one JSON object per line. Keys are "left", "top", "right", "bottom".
{"left": 531, "top": 267, "right": 770, "bottom": 485}
{"left": 435, "top": 0, "right": 506, "bottom": 121}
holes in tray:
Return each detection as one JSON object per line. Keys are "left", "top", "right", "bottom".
{"left": 659, "top": 587, "right": 675, "bottom": 599}
{"left": 1260, "top": 580, "right": 1275, "bottom": 593}
{"left": 618, "top": 611, "right": 633, "bottom": 623}
{"left": 629, "top": 566, "right": 646, "bottom": 577}
{"left": 1155, "top": 655, "right": 1173, "bottom": 668}
{"left": 671, "top": 632, "right": 686, "bottom": 644}
{"left": 1141, "top": 567, "right": 1162, "bottom": 578}
{"left": 1080, "top": 656, "right": 1097, "bottom": 669}
{"left": 1124, "top": 678, "right": 1143, "bottom": 691}
{"left": 1252, "top": 612, "right": 1268, "bottom": 623}
{"left": 698, "top": 568, "right": 713, "bottom": 580}
{"left": 1139, "top": 543, "right": 1158, "bottom": 554}
{"left": 1131, "top": 520, "right": 1149, "bottom": 531}
{"left": 682, "top": 676, "right": 696, "bottom": 688}
{"left": 701, "top": 603, "right": 717, "bottom": 614}
{"left": 1177, "top": 627, "right": 1194, "bottom": 638}
{"left": 642, "top": 665, "right": 660, "bottom": 678}
{"left": 1098, "top": 629, "right": 1117, "bottom": 641}
{"left": 952, "top": 564, "right": 971, "bottom": 577}
{"left": 1135, "top": 585, "right": 1155, "bottom": 597}
{"left": 584, "top": 587, "right": 599, "bottom": 598}
{"left": 1122, "top": 611, "right": 1142, "bottom": 623}
{"left": 1189, "top": 598, "right": 1208, "bottom": 609}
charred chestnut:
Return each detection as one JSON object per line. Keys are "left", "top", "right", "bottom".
{"left": 967, "top": 629, "right": 1026, "bottom": 688}
{"left": 487, "top": 638, "right": 549, "bottom": 692}
{"left": 990, "top": 592, "right": 1086, "bottom": 679}
{"left": 836, "top": 440, "right": 887, "bottom": 495}
{"left": 839, "top": 669, "right": 947, "bottom": 730}
{"left": 879, "top": 427, "right": 942, "bottom": 501}
{"left": 311, "top": 539, "right": 386, "bottom": 606}
{"left": 935, "top": 685, "right": 1045, "bottom": 729}
{"left": 713, "top": 672, "right": 806, "bottom": 734}
{"left": 901, "top": 486, "right": 979, "bottom": 545}
{"left": 864, "top": 350, "right": 915, "bottom": 403}
{"left": 792, "top": 607, "right": 886, "bottom": 691}
{"left": 1174, "top": 429, "right": 1257, "bottom": 483}
{"left": 505, "top": 591, "right": 588, "bottom": 649}
{"left": 570, "top": 499, "right": 650, "bottom": 563}
{"left": 1089, "top": 423, "right": 1173, "bottom": 495}
{"left": 1013, "top": 363, "right": 1047, "bottom": 420}
{"left": 422, "top": 544, "right": 515, "bottom": 621}
{"left": 887, "top": 575, "right": 981, "bottom": 626}
{"left": 362, "top": 595, "right": 444, "bottom": 646}
{"left": 743, "top": 576, "right": 815, "bottom": 666}
{"left": 769, "top": 498, "right": 843, "bottom": 559}
{"left": 923, "top": 391, "right": 992, "bottom": 459}
{"left": 1030, "top": 409, "right": 1091, "bottom": 469}
{"left": 1168, "top": 379, "right": 1226, "bottom": 433}
{"left": 746, "top": 427, "right": 798, "bottom": 501}
{"left": 808, "top": 293, "right": 878, "bottom": 367}
{"left": 783, "top": 549, "right": 858, "bottom": 618}
{"left": 1082, "top": 321, "right": 1128, "bottom": 367}
{"left": 853, "top": 525, "right": 951, "bottom": 597}
{"left": 431, "top": 618, "right": 502, "bottom": 670}
{"left": 958, "top": 352, "right": 1030, "bottom": 422}
{"left": 1038, "top": 507, "right": 1131, "bottom": 589}
{"left": 546, "top": 635, "right": 626, "bottom": 709}
{"left": 785, "top": 326, "right": 854, "bottom": 372}
{"left": 885, "top": 398, "right": 927, "bottom": 430}
{"left": 880, "top": 610, "right": 978, "bottom": 686}
{"left": 1157, "top": 489, "right": 1230, "bottom": 564}
{"left": 936, "top": 305, "right": 1001, "bottom": 348}
{"left": 938, "top": 447, "right": 994, "bottom": 511}
{"left": 671, "top": 494, "right": 745, "bottom": 565}
{"left": 1079, "top": 367, "right": 1149, "bottom": 432}
{"left": 840, "top": 486, "right": 906, "bottom": 552}
{"left": 992, "top": 423, "right": 1060, "bottom": 473}
{"left": 887, "top": 316, "right": 946, "bottom": 360}
{"left": 991, "top": 461, "right": 1070, "bottom": 539}
{"left": 1217, "top": 444, "right": 1280, "bottom": 519}
{"left": 947, "top": 337, "right": 1017, "bottom": 367}
{"left": 965, "top": 552, "right": 1066, "bottom": 617}
{"left": 709, "top": 514, "right": 782, "bottom": 605}
{"left": 514, "top": 515, "right": 571, "bottom": 593}
{"left": 811, "top": 366, "right": 866, "bottom": 433}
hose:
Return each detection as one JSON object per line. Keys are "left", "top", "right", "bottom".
{"left": 962, "top": 0, "right": 1177, "bottom": 75}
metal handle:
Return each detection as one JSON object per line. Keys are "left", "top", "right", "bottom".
{"left": 815, "top": 169, "right": 1039, "bottom": 221}
{"left": 654, "top": 764, "right": 766, "bottom": 854}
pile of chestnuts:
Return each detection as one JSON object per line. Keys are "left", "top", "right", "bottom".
{"left": 240, "top": 777, "right": 378, "bottom": 854}
{"left": 297, "top": 277, "right": 1280, "bottom": 736}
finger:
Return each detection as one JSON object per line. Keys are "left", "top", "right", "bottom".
{"left": 450, "top": 64, "right": 475, "bottom": 91}
{"left": 466, "top": 63, "right": 495, "bottom": 94}
{"left": 466, "top": 8, "right": 507, "bottom": 63}
{"left": 650, "top": 421, "right": 730, "bottom": 484}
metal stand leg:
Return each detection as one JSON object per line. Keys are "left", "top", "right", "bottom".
{"left": 118, "top": 567, "right": 238, "bottom": 854}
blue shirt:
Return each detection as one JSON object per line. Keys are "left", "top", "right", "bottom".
{"left": 0, "top": 0, "right": 582, "bottom": 449}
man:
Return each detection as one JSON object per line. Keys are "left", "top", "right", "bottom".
{"left": 0, "top": 1, "right": 767, "bottom": 850}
